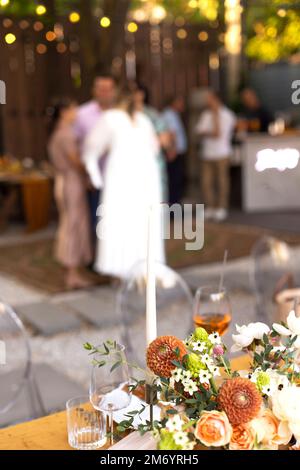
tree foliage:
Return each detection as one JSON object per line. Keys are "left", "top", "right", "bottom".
{"left": 2, "top": 1, "right": 300, "bottom": 63}
{"left": 246, "top": 0, "right": 300, "bottom": 63}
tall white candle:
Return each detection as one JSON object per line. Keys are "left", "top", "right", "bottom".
{"left": 146, "top": 205, "right": 157, "bottom": 345}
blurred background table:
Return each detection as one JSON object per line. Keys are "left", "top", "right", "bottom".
{"left": 0, "top": 171, "right": 52, "bottom": 233}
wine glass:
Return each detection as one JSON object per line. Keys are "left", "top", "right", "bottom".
{"left": 89, "top": 343, "right": 131, "bottom": 446}
{"left": 193, "top": 286, "right": 232, "bottom": 336}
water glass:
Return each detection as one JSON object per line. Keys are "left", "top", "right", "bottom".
{"left": 66, "top": 396, "right": 107, "bottom": 450}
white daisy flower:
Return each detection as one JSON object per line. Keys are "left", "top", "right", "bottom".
{"left": 166, "top": 415, "right": 183, "bottom": 433}
{"left": 171, "top": 368, "right": 183, "bottom": 383}
{"left": 201, "top": 353, "right": 213, "bottom": 366}
{"left": 198, "top": 369, "right": 212, "bottom": 385}
{"left": 208, "top": 332, "right": 221, "bottom": 345}
{"left": 184, "top": 335, "right": 193, "bottom": 347}
{"left": 192, "top": 341, "right": 206, "bottom": 353}
{"left": 169, "top": 377, "right": 175, "bottom": 389}
{"left": 208, "top": 364, "right": 221, "bottom": 377}
{"left": 182, "top": 370, "right": 192, "bottom": 380}
{"left": 183, "top": 380, "right": 198, "bottom": 396}
{"left": 185, "top": 441, "right": 196, "bottom": 450}
{"left": 173, "top": 431, "right": 189, "bottom": 447}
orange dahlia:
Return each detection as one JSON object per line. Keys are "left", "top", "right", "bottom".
{"left": 146, "top": 336, "right": 187, "bottom": 378}
{"left": 217, "top": 377, "right": 262, "bottom": 425}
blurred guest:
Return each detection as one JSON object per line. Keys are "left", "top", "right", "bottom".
{"left": 48, "top": 99, "right": 93, "bottom": 289}
{"left": 133, "top": 82, "right": 171, "bottom": 200}
{"left": 195, "top": 91, "right": 236, "bottom": 222}
{"left": 74, "top": 72, "right": 117, "bottom": 240}
{"left": 162, "top": 95, "right": 188, "bottom": 205}
{"left": 83, "top": 89, "right": 165, "bottom": 279}
{"left": 239, "top": 88, "right": 273, "bottom": 133}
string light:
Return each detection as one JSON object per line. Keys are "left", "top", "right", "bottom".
{"left": 19, "top": 20, "right": 30, "bottom": 30}
{"left": 132, "top": 9, "right": 147, "bottom": 23}
{"left": 100, "top": 17, "right": 111, "bottom": 28}
{"left": 57, "top": 43, "right": 67, "bottom": 53}
{"left": 54, "top": 23, "right": 64, "bottom": 40}
{"left": 225, "top": 0, "right": 242, "bottom": 54}
{"left": 175, "top": 17, "right": 185, "bottom": 27}
{"left": 150, "top": 5, "right": 167, "bottom": 24}
{"left": 188, "top": 0, "right": 198, "bottom": 8}
{"left": 45, "top": 31, "right": 56, "bottom": 42}
{"left": 3, "top": 18, "right": 13, "bottom": 28}
{"left": 277, "top": 9, "right": 286, "bottom": 18}
{"left": 33, "top": 21, "right": 44, "bottom": 31}
{"left": 36, "top": 4, "right": 47, "bottom": 16}
{"left": 198, "top": 31, "right": 208, "bottom": 41}
{"left": 209, "top": 52, "right": 219, "bottom": 69}
{"left": 127, "top": 22, "right": 138, "bottom": 33}
{"left": 0, "top": 0, "right": 10, "bottom": 7}
{"left": 5, "top": 33, "right": 16, "bottom": 44}
{"left": 36, "top": 43, "right": 47, "bottom": 54}
{"left": 177, "top": 28, "right": 187, "bottom": 39}
{"left": 69, "top": 12, "right": 80, "bottom": 23}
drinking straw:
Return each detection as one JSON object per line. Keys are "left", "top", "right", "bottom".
{"left": 219, "top": 250, "right": 228, "bottom": 292}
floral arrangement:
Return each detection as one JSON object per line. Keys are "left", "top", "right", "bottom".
{"left": 85, "top": 310, "right": 300, "bottom": 451}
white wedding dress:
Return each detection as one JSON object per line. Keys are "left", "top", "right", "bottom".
{"left": 83, "top": 109, "right": 165, "bottom": 279}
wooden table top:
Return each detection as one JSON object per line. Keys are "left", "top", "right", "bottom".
{"left": 0, "top": 171, "right": 50, "bottom": 184}
{"left": 0, "top": 356, "right": 250, "bottom": 451}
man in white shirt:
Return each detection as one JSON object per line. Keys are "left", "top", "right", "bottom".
{"left": 74, "top": 72, "right": 117, "bottom": 243}
{"left": 195, "top": 91, "right": 236, "bottom": 221}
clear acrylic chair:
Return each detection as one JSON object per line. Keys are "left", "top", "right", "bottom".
{"left": 251, "top": 237, "right": 294, "bottom": 324}
{"left": 117, "top": 261, "right": 193, "bottom": 369}
{"left": 0, "top": 301, "right": 46, "bottom": 426}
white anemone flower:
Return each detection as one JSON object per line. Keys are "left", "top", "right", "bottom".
{"left": 273, "top": 311, "right": 300, "bottom": 348}
{"left": 231, "top": 322, "right": 270, "bottom": 352}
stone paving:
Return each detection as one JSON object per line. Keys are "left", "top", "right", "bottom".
{"left": 0, "top": 255, "right": 259, "bottom": 389}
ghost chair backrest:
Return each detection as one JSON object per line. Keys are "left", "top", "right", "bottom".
{"left": 250, "top": 236, "right": 294, "bottom": 323}
{"left": 117, "top": 260, "right": 193, "bottom": 368}
{"left": 0, "top": 302, "right": 31, "bottom": 415}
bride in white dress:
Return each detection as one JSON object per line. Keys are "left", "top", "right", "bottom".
{"left": 83, "top": 90, "right": 165, "bottom": 279}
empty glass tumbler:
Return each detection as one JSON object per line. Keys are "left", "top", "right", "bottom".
{"left": 66, "top": 396, "right": 107, "bottom": 450}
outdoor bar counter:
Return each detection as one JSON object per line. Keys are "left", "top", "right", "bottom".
{"left": 241, "top": 133, "right": 300, "bottom": 212}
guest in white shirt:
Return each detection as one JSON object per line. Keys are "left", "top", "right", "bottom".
{"left": 195, "top": 91, "right": 236, "bottom": 222}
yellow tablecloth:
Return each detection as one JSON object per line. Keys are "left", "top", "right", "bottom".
{"left": 0, "top": 356, "right": 250, "bottom": 450}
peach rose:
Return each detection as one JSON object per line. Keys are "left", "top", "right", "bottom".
{"left": 250, "top": 408, "right": 292, "bottom": 447}
{"left": 229, "top": 424, "right": 255, "bottom": 450}
{"left": 195, "top": 411, "right": 232, "bottom": 447}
